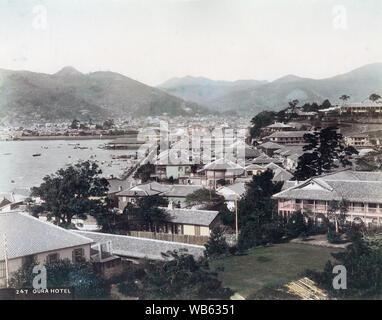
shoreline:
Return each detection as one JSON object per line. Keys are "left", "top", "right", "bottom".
{"left": 8, "top": 134, "right": 139, "bottom": 141}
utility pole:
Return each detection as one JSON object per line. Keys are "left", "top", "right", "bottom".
{"left": 235, "top": 195, "right": 238, "bottom": 241}
{"left": 2, "top": 233, "right": 9, "bottom": 288}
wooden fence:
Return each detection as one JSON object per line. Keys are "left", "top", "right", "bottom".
{"left": 128, "top": 231, "right": 210, "bottom": 245}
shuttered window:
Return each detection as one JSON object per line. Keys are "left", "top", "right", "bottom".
{"left": 47, "top": 253, "right": 59, "bottom": 264}
{"left": 72, "top": 248, "right": 85, "bottom": 263}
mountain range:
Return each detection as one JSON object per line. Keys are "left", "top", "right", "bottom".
{"left": 0, "top": 66, "right": 207, "bottom": 122}
{"left": 0, "top": 63, "right": 381, "bottom": 122}
{"left": 158, "top": 63, "right": 382, "bottom": 115}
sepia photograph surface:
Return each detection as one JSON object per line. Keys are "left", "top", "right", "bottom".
{"left": 0, "top": 0, "right": 382, "bottom": 307}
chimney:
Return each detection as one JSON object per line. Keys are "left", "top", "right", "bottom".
{"left": 119, "top": 186, "right": 123, "bottom": 191}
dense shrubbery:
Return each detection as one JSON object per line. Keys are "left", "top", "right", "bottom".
{"left": 307, "top": 230, "right": 382, "bottom": 298}
{"left": 10, "top": 259, "right": 110, "bottom": 299}
{"left": 118, "top": 250, "right": 233, "bottom": 300}
{"left": 205, "top": 227, "right": 230, "bottom": 258}
{"left": 326, "top": 230, "right": 342, "bottom": 244}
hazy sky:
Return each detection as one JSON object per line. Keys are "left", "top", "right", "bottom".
{"left": 0, "top": 0, "right": 381, "bottom": 86}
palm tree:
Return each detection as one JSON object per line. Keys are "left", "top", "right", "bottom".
{"left": 369, "top": 93, "right": 381, "bottom": 103}
{"left": 339, "top": 95, "right": 350, "bottom": 104}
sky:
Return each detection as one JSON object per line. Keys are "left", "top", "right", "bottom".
{"left": 0, "top": 0, "right": 381, "bottom": 86}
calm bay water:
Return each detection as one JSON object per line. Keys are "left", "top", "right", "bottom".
{"left": 0, "top": 139, "right": 137, "bottom": 193}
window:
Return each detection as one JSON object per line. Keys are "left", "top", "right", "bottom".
{"left": 0, "top": 262, "right": 5, "bottom": 279}
{"left": 47, "top": 253, "right": 59, "bottom": 264}
{"left": 72, "top": 248, "right": 85, "bottom": 263}
{"left": 22, "top": 255, "right": 36, "bottom": 267}
{"left": 195, "top": 225, "right": 201, "bottom": 236}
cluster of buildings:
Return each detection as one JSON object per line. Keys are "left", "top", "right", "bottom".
{"left": 2, "top": 100, "right": 382, "bottom": 291}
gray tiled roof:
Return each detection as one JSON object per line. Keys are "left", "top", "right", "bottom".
{"left": 274, "top": 145, "right": 305, "bottom": 156}
{"left": 107, "top": 178, "right": 133, "bottom": 194}
{"left": 272, "top": 171, "right": 382, "bottom": 203}
{"left": 0, "top": 212, "right": 93, "bottom": 261}
{"left": 116, "top": 182, "right": 170, "bottom": 197}
{"left": 259, "top": 142, "right": 284, "bottom": 149}
{"left": 163, "top": 185, "right": 203, "bottom": 197}
{"left": 117, "top": 183, "right": 204, "bottom": 198}
{"left": 73, "top": 231, "right": 205, "bottom": 261}
{"left": 268, "top": 131, "right": 312, "bottom": 138}
{"left": 163, "top": 208, "right": 219, "bottom": 226}
{"left": 251, "top": 156, "right": 283, "bottom": 164}
{"left": 201, "top": 158, "right": 244, "bottom": 172}
{"left": 245, "top": 164, "right": 264, "bottom": 170}
{"left": 245, "top": 147, "right": 262, "bottom": 158}
{"left": 272, "top": 168, "right": 293, "bottom": 182}
{"left": 343, "top": 102, "right": 382, "bottom": 108}
{"left": 217, "top": 183, "right": 246, "bottom": 201}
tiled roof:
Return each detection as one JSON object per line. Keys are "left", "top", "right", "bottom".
{"left": 251, "top": 156, "right": 283, "bottom": 164}
{"left": 164, "top": 208, "right": 219, "bottom": 226}
{"left": 107, "top": 178, "right": 133, "bottom": 194}
{"left": 272, "top": 168, "right": 294, "bottom": 182}
{"left": 116, "top": 183, "right": 204, "bottom": 198}
{"left": 274, "top": 145, "right": 305, "bottom": 156}
{"left": 116, "top": 182, "right": 170, "bottom": 197}
{"left": 0, "top": 212, "right": 93, "bottom": 261}
{"left": 268, "top": 131, "right": 312, "bottom": 138}
{"left": 272, "top": 171, "right": 382, "bottom": 203}
{"left": 217, "top": 183, "right": 246, "bottom": 201}
{"left": 259, "top": 142, "right": 284, "bottom": 149}
{"left": 73, "top": 231, "right": 205, "bottom": 261}
{"left": 163, "top": 185, "right": 203, "bottom": 197}
{"left": 245, "top": 164, "right": 265, "bottom": 170}
{"left": 200, "top": 158, "right": 244, "bottom": 174}
{"left": 343, "top": 102, "right": 382, "bottom": 108}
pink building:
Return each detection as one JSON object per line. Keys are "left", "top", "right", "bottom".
{"left": 272, "top": 171, "right": 382, "bottom": 226}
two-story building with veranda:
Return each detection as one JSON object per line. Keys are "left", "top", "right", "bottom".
{"left": 272, "top": 171, "right": 382, "bottom": 226}
{"left": 266, "top": 131, "right": 312, "bottom": 145}
{"left": 0, "top": 211, "right": 93, "bottom": 288}
{"left": 341, "top": 102, "right": 382, "bottom": 116}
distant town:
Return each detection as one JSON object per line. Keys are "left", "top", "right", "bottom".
{"left": 1, "top": 0, "right": 382, "bottom": 305}
{"left": 2, "top": 93, "right": 382, "bottom": 300}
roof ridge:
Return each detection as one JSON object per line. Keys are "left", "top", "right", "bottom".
{"left": 14, "top": 211, "right": 94, "bottom": 243}
{"left": 73, "top": 230, "right": 205, "bottom": 248}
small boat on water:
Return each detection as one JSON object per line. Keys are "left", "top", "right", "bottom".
{"left": 32, "top": 153, "right": 41, "bottom": 157}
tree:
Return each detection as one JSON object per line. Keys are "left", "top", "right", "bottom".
{"left": 285, "top": 211, "right": 309, "bottom": 238}
{"left": 369, "top": 93, "right": 381, "bottom": 102}
{"left": 30, "top": 161, "right": 110, "bottom": 227}
{"left": 205, "top": 227, "right": 230, "bottom": 258}
{"left": 307, "top": 230, "right": 382, "bottom": 298}
{"left": 133, "top": 163, "right": 155, "bottom": 183}
{"left": 102, "top": 119, "right": 115, "bottom": 129}
{"left": 118, "top": 250, "right": 233, "bottom": 299}
{"left": 186, "top": 189, "right": 224, "bottom": 208}
{"left": 288, "top": 99, "right": 299, "bottom": 109}
{"left": 70, "top": 119, "right": 80, "bottom": 129}
{"left": 339, "top": 95, "right": 350, "bottom": 104}
{"left": 326, "top": 200, "right": 348, "bottom": 233}
{"left": 293, "top": 126, "right": 358, "bottom": 180}
{"left": 237, "top": 170, "right": 283, "bottom": 250}
{"left": 185, "top": 189, "right": 234, "bottom": 228}
{"left": 10, "top": 259, "right": 110, "bottom": 299}
{"left": 250, "top": 111, "right": 276, "bottom": 139}
{"left": 123, "top": 195, "right": 170, "bottom": 232}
